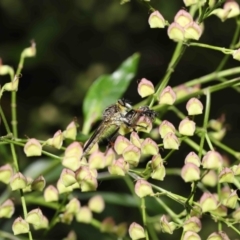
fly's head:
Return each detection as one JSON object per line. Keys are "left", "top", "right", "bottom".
{"left": 117, "top": 98, "right": 132, "bottom": 116}
{"left": 138, "top": 106, "right": 157, "bottom": 122}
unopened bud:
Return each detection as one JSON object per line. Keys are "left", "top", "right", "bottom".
{"left": 181, "top": 163, "right": 200, "bottom": 182}
{"left": 123, "top": 145, "right": 140, "bottom": 167}
{"left": 207, "top": 231, "right": 230, "bottom": 240}
{"left": 174, "top": 10, "right": 193, "bottom": 27}
{"left": 137, "top": 78, "right": 155, "bottom": 97}
{"left": 224, "top": 0, "right": 240, "bottom": 19}
{"left": 219, "top": 167, "right": 234, "bottom": 183}
{"left": 75, "top": 166, "right": 97, "bottom": 182}
{"left": 31, "top": 175, "right": 46, "bottom": 191}
{"left": 199, "top": 193, "right": 218, "bottom": 212}
{"left": 183, "top": 0, "right": 198, "bottom": 7}
{"left": 168, "top": 22, "right": 185, "bottom": 42}
{"left": 183, "top": 231, "right": 201, "bottom": 240}
{"left": 222, "top": 190, "right": 238, "bottom": 209}
{"left": 130, "top": 132, "right": 142, "bottom": 148}
{"left": 183, "top": 217, "right": 201, "bottom": 233}
{"left": 159, "top": 120, "right": 176, "bottom": 139}
{"left": 63, "top": 121, "right": 77, "bottom": 140}
{"left": 160, "top": 215, "right": 176, "bottom": 234}
{"left": 158, "top": 86, "right": 176, "bottom": 105}
{"left": 186, "top": 98, "right": 203, "bottom": 115}
{"left": 141, "top": 138, "right": 159, "bottom": 156}
{"left": 135, "top": 116, "right": 153, "bottom": 133}
{"left": 179, "top": 118, "right": 196, "bottom": 136}
{"left": 0, "top": 199, "right": 15, "bottom": 218}
{"left": 60, "top": 168, "right": 76, "bottom": 187}
{"left": 80, "top": 174, "right": 98, "bottom": 192}
{"left": 76, "top": 206, "right": 92, "bottom": 223}
{"left": 202, "top": 170, "right": 218, "bottom": 187}
{"left": 66, "top": 198, "right": 81, "bottom": 214}
{"left": 47, "top": 130, "right": 63, "bottom": 149}
{"left": 151, "top": 154, "right": 163, "bottom": 169}
{"left": 33, "top": 215, "right": 49, "bottom": 230}
{"left": 163, "top": 132, "right": 180, "bottom": 150}
{"left": 4, "top": 75, "right": 19, "bottom": 91}
{"left": 108, "top": 158, "right": 129, "bottom": 176}
{"left": 24, "top": 138, "right": 42, "bottom": 157}
{"left": 114, "top": 136, "right": 131, "bottom": 155}
{"left": 115, "top": 222, "right": 127, "bottom": 237}
{"left": 12, "top": 217, "right": 29, "bottom": 235}
{"left": 0, "top": 63, "right": 14, "bottom": 76}
{"left": 22, "top": 41, "right": 36, "bottom": 58}
{"left": 184, "top": 22, "right": 202, "bottom": 40}
{"left": 100, "top": 217, "right": 115, "bottom": 233}
{"left": 232, "top": 207, "right": 240, "bottom": 220}
{"left": 10, "top": 172, "right": 27, "bottom": 191}
{"left": 0, "top": 164, "right": 13, "bottom": 184}
{"left": 185, "top": 152, "right": 200, "bottom": 167}
{"left": 231, "top": 164, "right": 240, "bottom": 175}
{"left": 104, "top": 148, "right": 115, "bottom": 166}
{"left": 151, "top": 164, "right": 166, "bottom": 181}
{"left": 148, "top": 11, "right": 166, "bottom": 29}
{"left": 57, "top": 178, "right": 75, "bottom": 194}
{"left": 88, "top": 195, "right": 105, "bottom": 213}
{"left": 44, "top": 185, "right": 59, "bottom": 202}
{"left": 128, "top": 222, "right": 145, "bottom": 240}
{"left": 60, "top": 211, "right": 74, "bottom": 225}
{"left": 232, "top": 48, "right": 240, "bottom": 61}
{"left": 211, "top": 204, "right": 228, "bottom": 217}
{"left": 135, "top": 179, "right": 153, "bottom": 198}
{"left": 202, "top": 151, "right": 223, "bottom": 169}
{"left": 26, "top": 208, "right": 43, "bottom": 226}
{"left": 63, "top": 231, "right": 77, "bottom": 240}
{"left": 88, "top": 151, "right": 105, "bottom": 169}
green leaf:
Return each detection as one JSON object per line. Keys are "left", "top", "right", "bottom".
{"left": 82, "top": 53, "right": 140, "bottom": 134}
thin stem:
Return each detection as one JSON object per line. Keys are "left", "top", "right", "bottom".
{"left": 141, "top": 198, "right": 149, "bottom": 240}
{"left": 189, "top": 42, "right": 233, "bottom": 54}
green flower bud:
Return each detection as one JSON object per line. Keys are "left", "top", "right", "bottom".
{"left": 135, "top": 179, "right": 153, "bottom": 198}
{"left": 186, "top": 98, "right": 203, "bottom": 115}
{"left": 65, "top": 198, "right": 81, "bottom": 214}
{"left": 47, "top": 130, "right": 63, "bottom": 149}
{"left": 89, "top": 151, "right": 105, "bottom": 169}
{"left": 76, "top": 206, "right": 92, "bottom": 223}
{"left": 159, "top": 86, "right": 176, "bottom": 105}
{"left": 12, "top": 217, "right": 29, "bottom": 235}
{"left": 231, "top": 164, "right": 240, "bottom": 175}
{"left": 122, "top": 145, "right": 140, "bottom": 167}
{"left": 44, "top": 185, "right": 59, "bottom": 202}
{"left": 60, "top": 211, "right": 74, "bottom": 225}
{"left": 183, "top": 231, "right": 201, "bottom": 240}
{"left": 159, "top": 120, "right": 176, "bottom": 139}
{"left": 3, "top": 75, "right": 19, "bottom": 92}
{"left": 10, "top": 172, "right": 27, "bottom": 191}
{"left": 104, "top": 148, "right": 116, "bottom": 166}
{"left": 168, "top": 23, "right": 185, "bottom": 42}
{"left": 128, "top": 222, "right": 145, "bottom": 240}
{"left": 31, "top": 175, "right": 46, "bottom": 191}
{"left": 88, "top": 195, "right": 105, "bottom": 213}
{"left": 0, "top": 199, "right": 15, "bottom": 218}
{"left": 184, "top": 22, "right": 202, "bottom": 41}
{"left": 80, "top": 174, "right": 98, "bottom": 192}
{"left": 151, "top": 164, "right": 166, "bottom": 181}
{"left": 0, "top": 164, "right": 13, "bottom": 184}
{"left": 179, "top": 118, "right": 196, "bottom": 136}
{"left": 232, "top": 207, "right": 240, "bottom": 220}
{"left": 219, "top": 167, "right": 234, "bottom": 183}
{"left": 24, "top": 138, "right": 42, "bottom": 157}
{"left": 222, "top": 190, "right": 238, "bottom": 209}
{"left": 115, "top": 222, "right": 127, "bottom": 237}
{"left": 22, "top": 41, "right": 36, "bottom": 58}
{"left": 63, "top": 121, "right": 77, "bottom": 140}
{"left": 183, "top": 217, "right": 201, "bottom": 233}
{"left": 199, "top": 193, "right": 218, "bottom": 212}
{"left": 232, "top": 48, "right": 240, "bottom": 61}
{"left": 141, "top": 138, "right": 159, "bottom": 156}
{"left": 185, "top": 152, "right": 200, "bottom": 167}
{"left": 148, "top": 11, "right": 166, "bottom": 29}
{"left": 207, "top": 231, "right": 230, "bottom": 240}
{"left": 151, "top": 154, "right": 164, "bottom": 169}
{"left": 108, "top": 158, "right": 129, "bottom": 176}
{"left": 160, "top": 215, "right": 176, "bottom": 234}
{"left": 137, "top": 78, "right": 155, "bottom": 97}
{"left": 63, "top": 230, "right": 77, "bottom": 240}
{"left": 174, "top": 10, "right": 193, "bottom": 27}
{"left": 26, "top": 208, "right": 43, "bottom": 226}
{"left": 57, "top": 178, "right": 75, "bottom": 194}
{"left": 0, "top": 61, "right": 14, "bottom": 76}
{"left": 181, "top": 163, "right": 200, "bottom": 182}
{"left": 75, "top": 166, "right": 97, "bottom": 182}
{"left": 60, "top": 168, "right": 77, "bottom": 187}
{"left": 33, "top": 215, "right": 49, "bottom": 230}
{"left": 135, "top": 116, "right": 153, "bottom": 133}
{"left": 130, "top": 132, "right": 142, "bottom": 148}
{"left": 201, "top": 170, "right": 218, "bottom": 187}
{"left": 100, "top": 217, "right": 115, "bottom": 233}
{"left": 114, "top": 136, "right": 131, "bottom": 155}
{"left": 183, "top": 0, "right": 198, "bottom": 7}
{"left": 224, "top": 0, "right": 240, "bottom": 19}
{"left": 163, "top": 133, "right": 180, "bottom": 150}
{"left": 202, "top": 151, "right": 223, "bottom": 170}
{"left": 211, "top": 204, "right": 227, "bottom": 217}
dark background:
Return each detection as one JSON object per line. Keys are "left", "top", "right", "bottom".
{"left": 0, "top": 0, "right": 240, "bottom": 239}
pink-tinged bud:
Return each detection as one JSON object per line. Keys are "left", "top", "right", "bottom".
{"left": 159, "top": 86, "right": 176, "bottom": 105}
{"left": 0, "top": 62, "right": 14, "bottom": 76}
{"left": 207, "top": 231, "right": 230, "bottom": 240}
{"left": 160, "top": 215, "right": 176, "bottom": 234}
{"left": 159, "top": 120, "right": 176, "bottom": 139}
{"left": 208, "top": 118, "right": 224, "bottom": 131}
{"left": 0, "top": 199, "right": 15, "bottom": 218}
{"left": 130, "top": 132, "right": 142, "bottom": 148}
{"left": 141, "top": 138, "right": 159, "bottom": 156}
{"left": 44, "top": 185, "right": 59, "bottom": 202}
{"left": 22, "top": 41, "right": 36, "bottom": 58}
{"left": 135, "top": 179, "right": 153, "bottom": 198}
{"left": 168, "top": 23, "right": 185, "bottom": 42}
{"left": 202, "top": 151, "right": 223, "bottom": 170}
{"left": 183, "top": 0, "right": 198, "bottom": 7}
{"left": 151, "top": 164, "right": 166, "bottom": 180}
{"left": 151, "top": 154, "right": 163, "bottom": 169}
{"left": 23, "top": 177, "right": 33, "bottom": 193}
{"left": 181, "top": 163, "right": 200, "bottom": 182}
{"left": 83, "top": 141, "right": 99, "bottom": 155}
{"left": 224, "top": 0, "right": 240, "bottom": 19}
{"left": 186, "top": 98, "right": 203, "bottom": 115}
{"left": 222, "top": 190, "right": 238, "bottom": 209}
{"left": 60, "top": 169, "right": 76, "bottom": 187}
{"left": 33, "top": 215, "right": 49, "bottom": 230}
{"left": 232, "top": 48, "right": 240, "bottom": 61}
{"left": 100, "top": 217, "right": 115, "bottom": 233}
{"left": 163, "top": 132, "right": 180, "bottom": 150}
{"left": 66, "top": 198, "right": 81, "bottom": 214}
{"left": 183, "top": 217, "right": 201, "bottom": 233}
{"left": 24, "top": 138, "right": 42, "bottom": 157}
{"left": 76, "top": 206, "right": 92, "bottom": 223}
{"left": 63, "top": 121, "right": 77, "bottom": 140}
{"left": 148, "top": 11, "right": 166, "bottom": 29}
{"left": 128, "top": 222, "right": 145, "bottom": 240}
{"left": 232, "top": 207, "right": 240, "bottom": 220}
{"left": 31, "top": 175, "right": 46, "bottom": 191}
{"left": 47, "top": 130, "right": 63, "bottom": 149}
{"left": 89, "top": 151, "right": 105, "bottom": 169}
{"left": 0, "top": 164, "right": 13, "bottom": 184}
{"left": 105, "top": 148, "right": 115, "bottom": 166}
{"left": 57, "top": 178, "right": 75, "bottom": 194}
{"left": 202, "top": 170, "right": 218, "bottom": 187}
{"left": 135, "top": 116, "right": 153, "bottom": 133}
{"left": 80, "top": 174, "right": 98, "bottom": 192}
{"left": 209, "top": 128, "right": 226, "bottom": 141}
{"left": 231, "top": 164, "right": 240, "bottom": 175}
{"left": 12, "top": 217, "right": 29, "bottom": 235}
{"left": 190, "top": 205, "right": 202, "bottom": 218}
{"left": 185, "top": 152, "right": 200, "bottom": 167}
{"left": 10, "top": 172, "right": 27, "bottom": 191}
{"left": 184, "top": 22, "right": 202, "bottom": 40}
{"left": 179, "top": 118, "right": 196, "bottom": 136}
{"left": 88, "top": 195, "right": 105, "bottom": 213}
{"left": 220, "top": 186, "right": 231, "bottom": 200}
{"left": 122, "top": 145, "right": 141, "bottom": 167}
{"left": 108, "top": 158, "right": 129, "bottom": 176}
{"left": 64, "top": 231, "right": 77, "bottom": 240}
{"left": 183, "top": 231, "right": 201, "bottom": 240}
{"left": 137, "top": 78, "right": 155, "bottom": 97}
{"left": 3, "top": 75, "right": 19, "bottom": 92}
{"left": 26, "top": 208, "right": 43, "bottom": 226}
{"left": 199, "top": 193, "right": 218, "bottom": 212}
{"left": 62, "top": 142, "right": 83, "bottom": 171}
{"left": 219, "top": 167, "right": 234, "bottom": 183}
{"left": 114, "top": 136, "right": 131, "bottom": 155}
{"left": 211, "top": 204, "right": 228, "bottom": 217}
{"left": 59, "top": 211, "right": 74, "bottom": 225}
{"left": 115, "top": 222, "right": 127, "bottom": 237}
{"left": 174, "top": 10, "right": 193, "bottom": 27}
{"left": 75, "top": 166, "right": 97, "bottom": 182}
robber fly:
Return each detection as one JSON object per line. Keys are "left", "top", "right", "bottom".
{"left": 82, "top": 98, "right": 132, "bottom": 157}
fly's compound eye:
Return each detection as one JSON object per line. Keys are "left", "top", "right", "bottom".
{"left": 118, "top": 99, "right": 132, "bottom": 109}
